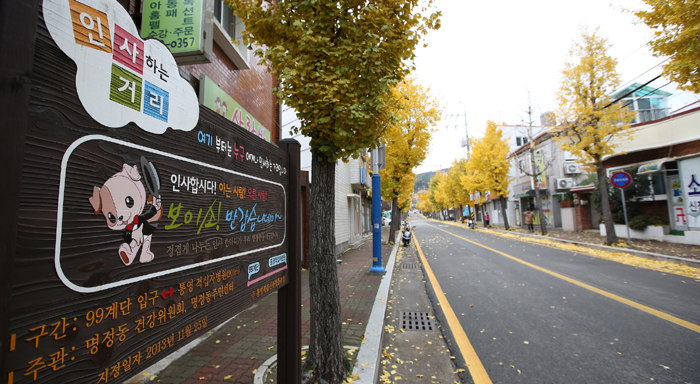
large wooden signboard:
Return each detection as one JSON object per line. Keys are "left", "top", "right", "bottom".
{"left": 1, "top": 1, "right": 297, "bottom": 383}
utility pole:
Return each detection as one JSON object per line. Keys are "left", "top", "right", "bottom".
{"left": 526, "top": 105, "right": 548, "bottom": 236}
{"left": 446, "top": 102, "right": 471, "bottom": 160}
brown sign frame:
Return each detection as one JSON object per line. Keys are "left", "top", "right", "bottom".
{"left": 0, "top": 1, "right": 301, "bottom": 383}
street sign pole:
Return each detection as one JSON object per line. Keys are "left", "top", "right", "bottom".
{"left": 611, "top": 171, "right": 633, "bottom": 246}
{"left": 620, "top": 188, "right": 632, "bottom": 246}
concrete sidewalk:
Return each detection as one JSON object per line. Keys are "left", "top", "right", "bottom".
{"left": 126, "top": 228, "right": 396, "bottom": 384}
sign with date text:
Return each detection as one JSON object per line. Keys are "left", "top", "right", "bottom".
{"left": 3, "top": 1, "right": 291, "bottom": 383}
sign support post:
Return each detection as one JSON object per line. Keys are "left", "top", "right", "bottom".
{"left": 620, "top": 188, "right": 632, "bottom": 246}
{"left": 611, "top": 171, "right": 633, "bottom": 246}
{"left": 277, "top": 139, "right": 302, "bottom": 384}
{"left": 370, "top": 145, "right": 385, "bottom": 273}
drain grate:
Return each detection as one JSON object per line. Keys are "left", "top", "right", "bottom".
{"left": 400, "top": 311, "right": 435, "bottom": 331}
{"left": 400, "top": 263, "right": 420, "bottom": 269}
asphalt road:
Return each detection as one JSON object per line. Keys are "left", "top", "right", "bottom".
{"left": 409, "top": 215, "right": 700, "bottom": 384}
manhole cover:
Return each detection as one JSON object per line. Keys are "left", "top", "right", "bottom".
{"left": 400, "top": 311, "right": 435, "bottom": 331}
{"left": 400, "top": 263, "right": 420, "bottom": 269}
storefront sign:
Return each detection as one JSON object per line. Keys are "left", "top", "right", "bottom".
{"left": 535, "top": 151, "right": 547, "bottom": 189}
{"left": 44, "top": 0, "right": 200, "bottom": 134}
{"left": 200, "top": 75, "right": 272, "bottom": 142}
{"left": 139, "top": 0, "right": 214, "bottom": 64}
{"left": 679, "top": 157, "right": 700, "bottom": 228}
{"left": 141, "top": 0, "right": 204, "bottom": 54}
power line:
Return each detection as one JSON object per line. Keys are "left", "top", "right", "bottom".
{"left": 617, "top": 58, "right": 669, "bottom": 91}
{"left": 603, "top": 74, "right": 663, "bottom": 110}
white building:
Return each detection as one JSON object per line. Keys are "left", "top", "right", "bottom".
{"left": 282, "top": 105, "right": 372, "bottom": 255}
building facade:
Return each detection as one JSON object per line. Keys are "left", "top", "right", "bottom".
{"left": 282, "top": 107, "right": 373, "bottom": 256}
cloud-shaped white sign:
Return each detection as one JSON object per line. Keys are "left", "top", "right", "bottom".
{"left": 43, "top": 0, "right": 199, "bottom": 134}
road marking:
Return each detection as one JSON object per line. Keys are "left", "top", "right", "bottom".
{"left": 413, "top": 234, "right": 493, "bottom": 384}
{"left": 425, "top": 222, "right": 700, "bottom": 334}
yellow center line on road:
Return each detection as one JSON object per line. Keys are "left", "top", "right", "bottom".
{"left": 424, "top": 221, "right": 700, "bottom": 335}
{"left": 413, "top": 234, "right": 493, "bottom": 384}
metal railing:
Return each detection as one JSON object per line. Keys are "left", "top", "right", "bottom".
{"left": 636, "top": 108, "right": 669, "bottom": 123}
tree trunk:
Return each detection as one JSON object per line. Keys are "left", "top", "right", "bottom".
{"left": 458, "top": 205, "right": 463, "bottom": 223}
{"left": 534, "top": 188, "right": 547, "bottom": 235}
{"left": 499, "top": 196, "right": 509, "bottom": 230}
{"left": 304, "top": 156, "right": 349, "bottom": 382}
{"left": 389, "top": 196, "right": 400, "bottom": 244}
{"left": 597, "top": 165, "right": 619, "bottom": 245}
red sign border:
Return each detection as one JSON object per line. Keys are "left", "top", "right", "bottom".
{"left": 611, "top": 171, "right": 632, "bottom": 189}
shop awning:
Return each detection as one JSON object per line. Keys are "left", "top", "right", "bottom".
{"left": 571, "top": 184, "right": 595, "bottom": 193}
{"left": 512, "top": 189, "right": 549, "bottom": 198}
{"left": 637, "top": 158, "right": 672, "bottom": 174}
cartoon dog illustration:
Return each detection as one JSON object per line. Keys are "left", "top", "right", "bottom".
{"left": 89, "top": 161, "right": 162, "bottom": 265}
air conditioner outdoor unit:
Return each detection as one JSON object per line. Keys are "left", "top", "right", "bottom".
{"left": 556, "top": 178, "right": 574, "bottom": 190}
{"left": 564, "top": 163, "right": 582, "bottom": 174}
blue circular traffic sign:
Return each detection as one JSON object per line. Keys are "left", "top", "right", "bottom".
{"left": 611, "top": 171, "right": 632, "bottom": 189}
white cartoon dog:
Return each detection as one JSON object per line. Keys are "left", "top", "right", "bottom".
{"left": 89, "top": 163, "right": 162, "bottom": 265}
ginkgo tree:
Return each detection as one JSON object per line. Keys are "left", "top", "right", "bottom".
{"left": 225, "top": 1, "right": 440, "bottom": 381}
{"left": 427, "top": 171, "right": 446, "bottom": 218}
{"left": 463, "top": 121, "right": 512, "bottom": 229}
{"left": 443, "top": 158, "right": 471, "bottom": 222}
{"left": 381, "top": 76, "right": 441, "bottom": 243}
{"left": 553, "top": 28, "right": 635, "bottom": 245}
{"left": 633, "top": 0, "right": 700, "bottom": 93}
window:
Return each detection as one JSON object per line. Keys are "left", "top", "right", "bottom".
{"left": 214, "top": 1, "right": 238, "bottom": 40}
{"left": 516, "top": 137, "right": 529, "bottom": 147}
{"left": 212, "top": 0, "right": 250, "bottom": 69}
{"left": 518, "top": 158, "right": 529, "bottom": 175}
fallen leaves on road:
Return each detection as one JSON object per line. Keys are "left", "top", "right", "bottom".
{"left": 482, "top": 229, "right": 700, "bottom": 279}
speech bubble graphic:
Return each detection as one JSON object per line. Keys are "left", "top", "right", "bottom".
{"left": 43, "top": 0, "right": 199, "bottom": 134}
{"left": 248, "top": 263, "right": 261, "bottom": 280}
{"left": 269, "top": 253, "right": 287, "bottom": 268}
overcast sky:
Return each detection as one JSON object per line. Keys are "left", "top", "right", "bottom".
{"left": 412, "top": 0, "right": 699, "bottom": 174}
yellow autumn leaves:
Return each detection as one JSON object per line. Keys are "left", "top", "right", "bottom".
{"left": 380, "top": 75, "right": 442, "bottom": 213}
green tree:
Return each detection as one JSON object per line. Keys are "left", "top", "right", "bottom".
{"left": 553, "top": 28, "right": 635, "bottom": 245}
{"left": 380, "top": 76, "right": 441, "bottom": 242}
{"left": 225, "top": 1, "right": 440, "bottom": 381}
{"left": 463, "top": 121, "right": 512, "bottom": 229}
{"left": 633, "top": 0, "right": 700, "bottom": 93}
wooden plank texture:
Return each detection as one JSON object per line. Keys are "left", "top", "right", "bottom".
{"left": 3, "top": 6, "right": 291, "bottom": 384}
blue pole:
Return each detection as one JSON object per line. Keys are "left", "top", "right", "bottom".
{"left": 370, "top": 173, "right": 385, "bottom": 273}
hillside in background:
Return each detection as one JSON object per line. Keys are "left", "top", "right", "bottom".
{"left": 414, "top": 169, "right": 448, "bottom": 192}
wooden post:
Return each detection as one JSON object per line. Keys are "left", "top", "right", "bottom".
{"left": 301, "top": 170, "right": 310, "bottom": 270}
{"left": 277, "top": 138, "right": 302, "bottom": 384}
{"left": 0, "top": 0, "right": 40, "bottom": 375}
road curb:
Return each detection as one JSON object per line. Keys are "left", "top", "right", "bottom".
{"left": 351, "top": 238, "right": 401, "bottom": 383}
{"left": 430, "top": 218, "right": 700, "bottom": 269}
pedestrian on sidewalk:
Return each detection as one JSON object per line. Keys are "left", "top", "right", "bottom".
{"left": 484, "top": 212, "right": 490, "bottom": 227}
{"left": 524, "top": 207, "right": 535, "bottom": 232}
